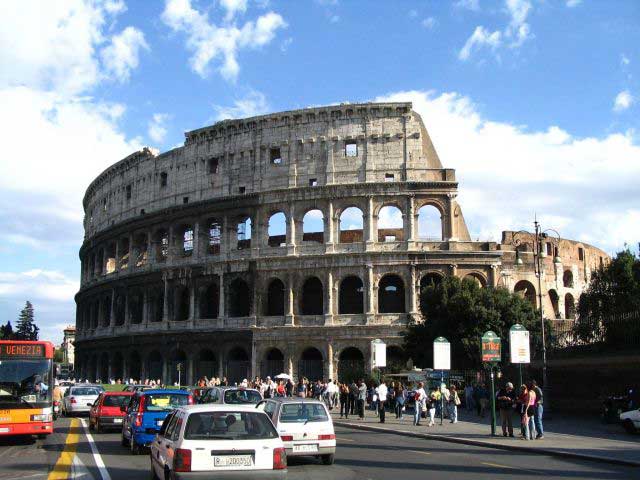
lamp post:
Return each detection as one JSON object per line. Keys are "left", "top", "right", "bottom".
{"left": 511, "top": 220, "right": 561, "bottom": 411}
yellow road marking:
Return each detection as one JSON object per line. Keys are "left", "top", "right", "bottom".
{"left": 48, "top": 418, "right": 80, "bottom": 480}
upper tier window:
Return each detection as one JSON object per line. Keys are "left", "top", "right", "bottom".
{"left": 160, "top": 172, "right": 168, "bottom": 187}
{"left": 345, "top": 140, "right": 357, "bottom": 157}
{"left": 270, "top": 148, "right": 282, "bottom": 164}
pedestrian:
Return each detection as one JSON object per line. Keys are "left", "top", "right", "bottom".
{"left": 448, "top": 385, "right": 460, "bottom": 423}
{"left": 395, "top": 383, "right": 406, "bottom": 420}
{"left": 478, "top": 384, "right": 489, "bottom": 418}
{"left": 496, "top": 382, "right": 516, "bottom": 437}
{"left": 349, "top": 381, "right": 358, "bottom": 415}
{"left": 427, "top": 390, "right": 437, "bottom": 426}
{"left": 376, "top": 381, "right": 388, "bottom": 423}
{"left": 339, "top": 383, "right": 350, "bottom": 419}
{"left": 369, "top": 383, "right": 379, "bottom": 416}
{"left": 530, "top": 379, "right": 544, "bottom": 439}
{"left": 357, "top": 379, "right": 367, "bottom": 419}
{"left": 518, "top": 384, "right": 536, "bottom": 440}
{"left": 296, "top": 378, "right": 307, "bottom": 398}
{"left": 413, "top": 382, "right": 426, "bottom": 426}
{"left": 464, "top": 383, "right": 475, "bottom": 412}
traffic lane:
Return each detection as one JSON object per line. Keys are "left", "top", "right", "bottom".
{"left": 334, "top": 425, "right": 636, "bottom": 479}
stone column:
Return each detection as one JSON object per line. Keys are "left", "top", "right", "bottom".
{"left": 326, "top": 201, "right": 335, "bottom": 253}
{"left": 251, "top": 340, "right": 258, "bottom": 380}
{"left": 189, "top": 285, "right": 196, "bottom": 320}
{"left": 142, "top": 290, "right": 149, "bottom": 324}
{"left": 124, "top": 293, "right": 130, "bottom": 326}
{"left": 162, "top": 275, "right": 170, "bottom": 322}
{"left": 446, "top": 193, "right": 457, "bottom": 241}
{"left": 406, "top": 195, "right": 416, "bottom": 245}
{"left": 146, "top": 231, "right": 153, "bottom": 265}
{"left": 365, "top": 196, "right": 375, "bottom": 250}
{"left": 324, "top": 270, "right": 334, "bottom": 325}
{"left": 127, "top": 233, "right": 134, "bottom": 271}
{"left": 162, "top": 359, "right": 168, "bottom": 386}
{"left": 192, "top": 221, "right": 200, "bottom": 258}
{"left": 326, "top": 342, "right": 334, "bottom": 382}
{"left": 285, "top": 274, "right": 295, "bottom": 326}
{"left": 366, "top": 264, "right": 375, "bottom": 323}
{"left": 109, "top": 289, "right": 116, "bottom": 326}
{"left": 286, "top": 344, "right": 295, "bottom": 379}
{"left": 218, "top": 349, "right": 224, "bottom": 379}
{"left": 122, "top": 356, "right": 129, "bottom": 382}
{"left": 409, "top": 264, "right": 418, "bottom": 315}
{"left": 490, "top": 264, "right": 500, "bottom": 287}
{"left": 450, "top": 264, "right": 458, "bottom": 278}
{"left": 187, "top": 356, "right": 194, "bottom": 386}
{"left": 221, "top": 216, "right": 229, "bottom": 259}
{"left": 114, "top": 240, "right": 120, "bottom": 272}
{"left": 218, "top": 273, "right": 225, "bottom": 327}
{"left": 287, "top": 203, "right": 297, "bottom": 255}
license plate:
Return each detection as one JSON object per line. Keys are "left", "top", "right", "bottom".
{"left": 213, "top": 455, "right": 253, "bottom": 467}
{"left": 114, "top": 418, "right": 122, "bottom": 424}
{"left": 0, "top": 427, "right": 9, "bottom": 433}
{"left": 293, "top": 444, "right": 318, "bottom": 453}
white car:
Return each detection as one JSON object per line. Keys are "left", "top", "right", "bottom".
{"left": 257, "top": 398, "right": 336, "bottom": 465}
{"left": 620, "top": 408, "right": 640, "bottom": 433}
{"left": 62, "top": 385, "right": 104, "bottom": 416}
{"left": 149, "top": 404, "right": 287, "bottom": 479}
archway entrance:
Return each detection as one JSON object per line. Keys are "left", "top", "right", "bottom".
{"left": 195, "top": 349, "right": 218, "bottom": 381}
{"left": 338, "top": 347, "right": 365, "bottom": 383}
{"left": 147, "top": 351, "right": 163, "bottom": 383}
{"left": 226, "top": 347, "right": 250, "bottom": 385}
{"left": 298, "top": 347, "right": 323, "bottom": 382}
{"left": 262, "top": 348, "right": 285, "bottom": 379}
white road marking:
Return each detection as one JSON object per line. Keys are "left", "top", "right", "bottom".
{"left": 79, "top": 418, "right": 112, "bottom": 480}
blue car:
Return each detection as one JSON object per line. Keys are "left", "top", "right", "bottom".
{"left": 121, "top": 388, "right": 193, "bottom": 454}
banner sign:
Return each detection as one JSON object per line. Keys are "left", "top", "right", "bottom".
{"left": 509, "top": 324, "right": 531, "bottom": 364}
{"left": 433, "top": 337, "right": 451, "bottom": 370}
{"left": 481, "top": 331, "right": 501, "bottom": 363}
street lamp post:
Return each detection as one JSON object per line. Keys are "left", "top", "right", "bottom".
{"left": 511, "top": 220, "right": 561, "bottom": 411}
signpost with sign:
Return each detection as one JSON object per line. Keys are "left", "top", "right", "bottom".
{"left": 433, "top": 337, "right": 450, "bottom": 425}
{"left": 371, "top": 339, "right": 386, "bottom": 384}
{"left": 509, "top": 324, "right": 531, "bottom": 388}
{"left": 482, "top": 331, "right": 501, "bottom": 436}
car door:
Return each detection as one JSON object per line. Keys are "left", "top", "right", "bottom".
{"left": 152, "top": 412, "right": 176, "bottom": 474}
{"left": 63, "top": 388, "right": 70, "bottom": 411}
{"left": 90, "top": 395, "right": 101, "bottom": 423}
{"left": 162, "top": 412, "right": 181, "bottom": 472}
{"left": 124, "top": 396, "right": 138, "bottom": 439}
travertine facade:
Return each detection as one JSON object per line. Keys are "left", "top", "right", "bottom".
{"left": 74, "top": 102, "right": 608, "bottom": 384}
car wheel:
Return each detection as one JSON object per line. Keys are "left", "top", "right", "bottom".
{"left": 623, "top": 419, "right": 637, "bottom": 434}
{"left": 131, "top": 435, "right": 141, "bottom": 455}
{"left": 321, "top": 454, "right": 335, "bottom": 465}
{"left": 121, "top": 431, "right": 130, "bottom": 447}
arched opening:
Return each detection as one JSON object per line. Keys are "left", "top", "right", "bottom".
{"left": 420, "top": 272, "right": 443, "bottom": 292}
{"left": 563, "top": 270, "right": 574, "bottom": 288}
{"left": 302, "top": 209, "right": 324, "bottom": 243}
{"left": 129, "top": 290, "right": 143, "bottom": 324}
{"left": 565, "top": 293, "right": 576, "bottom": 319}
{"left": 89, "top": 355, "right": 98, "bottom": 382}
{"left": 199, "top": 283, "right": 219, "bottom": 319}
{"left": 386, "top": 346, "right": 406, "bottom": 373}
{"left": 377, "top": 205, "right": 404, "bottom": 242}
{"left": 118, "top": 237, "right": 130, "bottom": 269}
{"left": 101, "top": 296, "right": 111, "bottom": 327}
{"left": 339, "top": 276, "right": 364, "bottom": 314}
{"left": 175, "top": 224, "right": 194, "bottom": 256}
{"left": 154, "top": 229, "right": 169, "bottom": 262}
{"left": 147, "top": 351, "right": 163, "bottom": 383}
{"left": 237, "top": 217, "right": 252, "bottom": 250}
{"left": 262, "top": 348, "right": 284, "bottom": 379}
{"left": 298, "top": 347, "right": 323, "bottom": 382}
{"left": 114, "top": 293, "right": 125, "bottom": 326}
{"left": 195, "top": 349, "right": 218, "bottom": 381}
{"left": 206, "top": 219, "right": 221, "bottom": 255}
{"left": 228, "top": 278, "right": 250, "bottom": 317}
{"left": 226, "top": 347, "right": 250, "bottom": 385}
{"left": 92, "top": 302, "right": 99, "bottom": 329}
{"left": 99, "top": 352, "right": 109, "bottom": 382}
{"left": 149, "top": 289, "right": 163, "bottom": 322}
{"left": 549, "top": 289, "right": 560, "bottom": 319}
{"left": 514, "top": 280, "right": 537, "bottom": 308}
{"left": 105, "top": 242, "right": 116, "bottom": 274}
{"left": 96, "top": 248, "right": 104, "bottom": 276}
{"left": 268, "top": 212, "right": 287, "bottom": 247}
{"left": 129, "top": 351, "right": 142, "bottom": 381}
{"left": 464, "top": 273, "right": 487, "bottom": 288}
{"left": 338, "top": 347, "right": 365, "bottom": 383}
{"left": 417, "top": 204, "right": 443, "bottom": 240}
{"left": 169, "top": 350, "right": 187, "bottom": 385}
{"left": 301, "top": 277, "right": 323, "bottom": 315}
{"left": 112, "top": 352, "right": 124, "bottom": 381}
{"left": 378, "top": 274, "right": 406, "bottom": 313}
{"left": 174, "top": 286, "right": 190, "bottom": 321}
{"left": 266, "top": 278, "right": 285, "bottom": 316}
{"left": 132, "top": 233, "right": 148, "bottom": 267}
{"left": 339, "top": 207, "right": 364, "bottom": 243}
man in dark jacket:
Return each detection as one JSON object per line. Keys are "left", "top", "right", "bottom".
{"left": 349, "top": 381, "right": 358, "bottom": 415}
{"left": 496, "top": 382, "right": 516, "bottom": 437}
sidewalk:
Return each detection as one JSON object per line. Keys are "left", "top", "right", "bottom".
{"left": 331, "top": 406, "right": 640, "bottom": 467}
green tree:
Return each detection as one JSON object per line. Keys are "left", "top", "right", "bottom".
{"left": 0, "top": 321, "right": 15, "bottom": 340}
{"left": 15, "top": 301, "right": 39, "bottom": 341}
{"left": 53, "top": 348, "right": 64, "bottom": 363}
{"left": 403, "top": 276, "right": 541, "bottom": 370}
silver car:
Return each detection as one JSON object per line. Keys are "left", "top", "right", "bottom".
{"left": 200, "top": 386, "right": 263, "bottom": 405}
{"left": 62, "top": 385, "right": 104, "bottom": 416}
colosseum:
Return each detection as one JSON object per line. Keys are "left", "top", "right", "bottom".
{"left": 74, "top": 102, "right": 609, "bottom": 385}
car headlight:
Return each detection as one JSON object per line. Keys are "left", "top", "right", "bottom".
{"left": 31, "top": 414, "right": 52, "bottom": 422}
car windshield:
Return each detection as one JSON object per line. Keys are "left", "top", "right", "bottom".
{"left": 0, "top": 359, "right": 52, "bottom": 408}
{"left": 72, "top": 387, "right": 101, "bottom": 396}
{"left": 145, "top": 393, "right": 189, "bottom": 411}
{"left": 103, "top": 395, "right": 131, "bottom": 407}
{"left": 223, "top": 389, "right": 262, "bottom": 404}
{"left": 279, "top": 403, "right": 329, "bottom": 423}
{"left": 184, "top": 411, "right": 278, "bottom": 440}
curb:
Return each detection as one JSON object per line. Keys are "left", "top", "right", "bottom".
{"left": 334, "top": 419, "right": 640, "bottom": 468}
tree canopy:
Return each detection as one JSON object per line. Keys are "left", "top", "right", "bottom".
{"left": 403, "top": 276, "right": 541, "bottom": 370}
{"left": 0, "top": 321, "right": 14, "bottom": 340}
{"left": 15, "top": 301, "right": 39, "bottom": 341}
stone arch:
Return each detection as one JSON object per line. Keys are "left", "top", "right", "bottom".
{"left": 563, "top": 270, "right": 574, "bottom": 288}
{"left": 168, "top": 349, "right": 187, "bottom": 385}
{"left": 302, "top": 209, "right": 324, "bottom": 243}
{"left": 147, "top": 351, "right": 163, "bottom": 383}
{"left": 114, "top": 292, "right": 125, "bottom": 326}
{"left": 549, "top": 289, "right": 560, "bottom": 319}
{"left": 301, "top": 276, "right": 323, "bottom": 315}
{"left": 153, "top": 228, "right": 169, "bottom": 262}
{"left": 101, "top": 296, "right": 111, "bottom": 327}
{"left": 199, "top": 282, "right": 219, "bottom": 319}
{"left": 514, "top": 280, "right": 537, "bottom": 307}
{"left": 262, "top": 348, "right": 285, "bottom": 379}
{"left": 99, "top": 352, "right": 109, "bottom": 382}
{"left": 174, "top": 285, "right": 190, "bottom": 321}
{"left": 236, "top": 216, "right": 252, "bottom": 250}
{"left": 339, "top": 207, "right": 364, "bottom": 243}
{"left": 266, "top": 278, "right": 285, "bottom": 316}
{"left": 420, "top": 272, "right": 443, "bottom": 291}
{"left": 565, "top": 293, "right": 576, "bottom": 319}
{"left": 267, "top": 212, "right": 287, "bottom": 247}
{"left": 205, "top": 218, "right": 222, "bottom": 255}
{"left": 112, "top": 352, "right": 124, "bottom": 381}
{"left": 464, "top": 272, "right": 487, "bottom": 288}
{"left": 377, "top": 205, "right": 404, "bottom": 242}
{"left": 195, "top": 349, "right": 218, "bottom": 381}
{"left": 386, "top": 345, "right": 406, "bottom": 373}
{"left": 175, "top": 223, "right": 194, "bottom": 256}
{"left": 226, "top": 346, "right": 250, "bottom": 385}
{"left": 298, "top": 347, "right": 323, "bottom": 382}
{"left": 339, "top": 275, "right": 364, "bottom": 314}
{"left": 129, "top": 351, "right": 142, "bottom": 381}
{"left": 378, "top": 274, "right": 406, "bottom": 313}
{"left": 128, "top": 289, "right": 144, "bottom": 324}
{"left": 417, "top": 204, "right": 443, "bottom": 240}
{"left": 149, "top": 287, "right": 164, "bottom": 322}
{"left": 337, "top": 347, "right": 365, "bottom": 383}
{"left": 228, "top": 278, "right": 250, "bottom": 317}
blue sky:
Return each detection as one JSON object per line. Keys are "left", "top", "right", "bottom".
{"left": 0, "top": 0, "right": 639, "bottom": 344}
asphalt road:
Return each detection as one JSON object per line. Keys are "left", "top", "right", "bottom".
{"left": 0, "top": 417, "right": 637, "bottom": 479}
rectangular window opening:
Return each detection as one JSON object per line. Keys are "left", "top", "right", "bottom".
{"left": 126, "top": 185, "right": 132, "bottom": 199}
{"left": 309, "top": 178, "right": 318, "bottom": 187}
{"left": 384, "top": 235, "right": 396, "bottom": 242}
{"left": 183, "top": 197, "right": 189, "bottom": 204}
{"left": 160, "top": 172, "right": 168, "bottom": 187}
{"left": 578, "top": 247, "right": 584, "bottom": 261}
{"left": 208, "top": 157, "right": 218, "bottom": 174}
{"left": 270, "top": 148, "right": 282, "bottom": 164}
{"left": 238, "top": 186, "right": 246, "bottom": 194}
{"left": 384, "top": 173, "right": 395, "bottom": 182}
{"left": 345, "top": 141, "right": 357, "bottom": 157}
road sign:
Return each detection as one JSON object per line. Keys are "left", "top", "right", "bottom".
{"left": 371, "top": 339, "right": 386, "bottom": 368}
{"left": 509, "top": 324, "right": 531, "bottom": 364}
{"left": 481, "top": 331, "right": 501, "bottom": 363}
{"left": 433, "top": 337, "right": 451, "bottom": 370}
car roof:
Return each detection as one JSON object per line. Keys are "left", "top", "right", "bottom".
{"left": 137, "top": 389, "right": 190, "bottom": 395}
{"left": 265, "top": 397, "right": 326, "bottom": 405}
{"left": 103, "top": 390, "right": 134, "bottom": 396}
{"left": 175, "top": 404, "right": 264, "bottom": 414}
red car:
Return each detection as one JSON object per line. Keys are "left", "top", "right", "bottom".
{"left": 89, "top": 391, "right": 134, "bottom": 433}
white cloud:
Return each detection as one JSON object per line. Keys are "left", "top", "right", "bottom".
{"left": 100, "top": 26, "right": 149, "bottom": 82}
{"left": 220, "top": 0, "right": 248, "bottom": 21}
{"left": 621, "top": 54, "right": 630, "bottom": 67}
{"left": 213, "top": 90, "right": 270, "bottom": 120}
{"left": 408, "top": 9, "right": 418, "bottom": 18}
{"left": 280, "top": 37, "right": 293, "bottom": 52}
{"left": 0, "top": 270, "right": 79, "bottom": 303}
{"left": 329, "top": 15, "right": 341, "bottom": 23}
{"left": 459, "top": 26, "right": 502, "bottom": 61}
{"left": 613, "top": 90, "right": 633, "bottom": 112}
{"left": 505, "top": 0, "right": 532, "bottom": 48}
{"left": 565, "top": 0, "right": 582, "bottom": 7}
{"left": 378, "top": 206, "right": 403, "bottom": 229}
{"left": 161, "top": 0, "right": 287, "bottom": 81}
{"left": 455, "top": 0, "right": 480, "bottom": 11}
{"left": 148, "top": 113, "right": 170, "bottom": 143}
{"left": 375, "top": 90, "right": 640, "bottom": 253}
{"left": 422, "top": 17, "right": 437, "bottom": 29}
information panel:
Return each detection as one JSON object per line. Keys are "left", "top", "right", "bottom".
{"left": 481, "top": 331, "right": 501, "bottom": 363}
{"left": 0, "top": 343, "right": 45, "bottom": 358}
{"left": 509, "top": 324, "right": 531, "bottom": 364}
{"left": 433, "top": 337, "right": 451, "bottom": 370}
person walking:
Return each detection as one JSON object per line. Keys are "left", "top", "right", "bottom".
{"left": 376, "top": 381, "right": 388, "bottom": 423}
{"left": 413, "top": 382, "right": 426, "bottom": 426}
{"left": 395, "top": 384, "right": 406, "bottom": 420}
{"left": 464, "top": 383, "right": 475, "bottom": 412}
{"left": 427, "top": 389, "right": 438, "bottom": 426}
{"left": 530, "top": 379, "right": 544, "bottom": 439}
{"left": 448, "top": 385, "right": 460, "bottom": 423}
{"left": 518, "top": 384, "right": 536, "bottom": 440}
{"left": 339, "top": 383, "right": 350, "bottom": 419}
{"left": 357, "top": 379, "right": 367, "bottom": 420}
{"left": 496, "top": 382, "right": 516, "bottom": 437}
{"left": 349, "top": 381, "right": 358, "bottom": 415}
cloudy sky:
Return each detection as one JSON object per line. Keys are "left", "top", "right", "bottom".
{"left": 0, "top": 0, "right": 638, "bottom": 344}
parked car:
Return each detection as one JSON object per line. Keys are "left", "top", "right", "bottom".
{"left": 200, "top": 386, "right": 263, "bottom": 405}
{"left": 620, "top": 408, "right": 640, "bottom": 434}
{"left": 89, "top": 391, "right": 134, "bottom": 433}
{"left": 150, "top": 404, "right": 286, "bottom": 479}
{"left": 121, "top": 389, "right": 193, "bottom": 454}
{"left": 257, "top": 397, "right": 336, "bottom": 465}
{"left": 62, "top": 385, "right": 104, "bottom": 416}
{"left": 122, "top": 384, "right": 154, "bottom": 393}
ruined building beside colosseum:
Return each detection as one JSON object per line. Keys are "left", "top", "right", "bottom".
{"left": 74, "top": 102, "right": 609, "bottom": 384}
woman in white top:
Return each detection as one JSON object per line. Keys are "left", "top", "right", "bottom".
{"left": 413, "top": 382, "right": 427, "bottom": 426}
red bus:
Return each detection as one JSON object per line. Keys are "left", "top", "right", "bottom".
{"left": 0, "top": 340, "right": 55, "bottom": 438}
